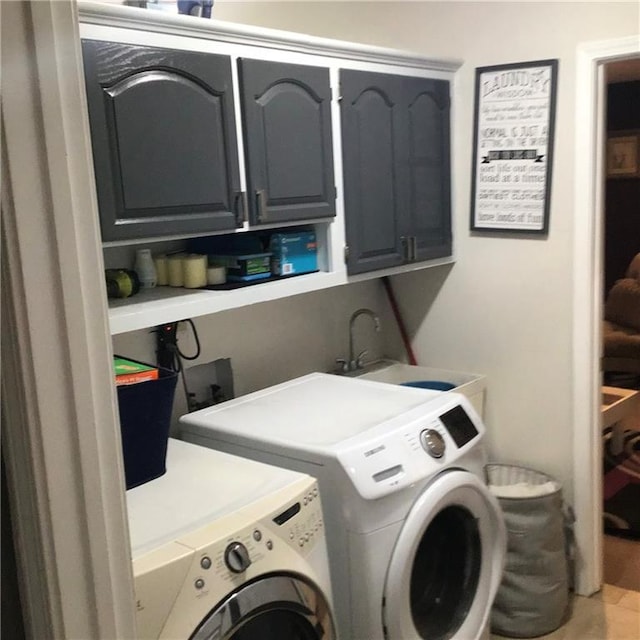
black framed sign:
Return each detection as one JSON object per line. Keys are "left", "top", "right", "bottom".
{"left": 470, "top": 59, "right": 558, "bottom": 234}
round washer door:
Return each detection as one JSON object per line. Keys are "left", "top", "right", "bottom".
{"left": 383, "top": 470, "right": 505, "bottom": 640}
{"left": 190, "top": 573, "right": 336, "bottom": 640}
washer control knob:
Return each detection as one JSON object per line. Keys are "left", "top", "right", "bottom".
{"left": 224, "top": 542, "right": 251, "bottom": 573}
{"left": 420, "top": 429, "right": 445, "bottom": 458}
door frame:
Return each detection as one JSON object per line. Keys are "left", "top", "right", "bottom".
{"left": 572, "top": 35, "right": 640, "bottom": 596}
{"left": 1, "top": 1, "right": 136, "bottom": 636}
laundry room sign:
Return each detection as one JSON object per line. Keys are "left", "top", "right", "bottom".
{"left": 470, "top": 59, "right": 558, "bottom": 234}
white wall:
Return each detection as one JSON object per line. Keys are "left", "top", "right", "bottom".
{"left": 204, "top": 1, "right": 636, "bottom": 498}
{"left": 113, "top": 279, "right": 405, "bottom": 423}
{"left": 111, "top": 1, "right": 638, "bottom": 500}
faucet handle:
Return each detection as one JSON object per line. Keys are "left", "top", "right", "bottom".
{"left": 335, "top": 357, "right": 349, "bottom": 374}
{"left": 355, "top": 349, "right": 369, "bottom": 370}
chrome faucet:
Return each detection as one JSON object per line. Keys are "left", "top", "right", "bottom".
{"left": 347, "top": 308, "right": 381, "bottom": 372}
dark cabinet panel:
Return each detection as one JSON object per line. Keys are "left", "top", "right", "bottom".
{"left": 340, "top": 70, "right": 451, "bottom": 275}
{"left": 404, "top": 77, "right": 452, "bottom": 262}
{"left": 340, "top": 71, "right": 405, "bottom": 274}
{"left": 239, "top": 59, "right": 336, "bottom": 225}
{"left": 82, "top": 40, "right": 242, "bottom": 241}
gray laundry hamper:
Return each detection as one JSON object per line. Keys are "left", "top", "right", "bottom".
{"left": 486, "top": 464, "right": 570, "bottom": 638}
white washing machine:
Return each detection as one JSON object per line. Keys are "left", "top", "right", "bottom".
{"left": 126, "top": 438, "right": 336, "bottom": 639}
{"left": 180, "top": 373, "right": 506, "bottom": 640}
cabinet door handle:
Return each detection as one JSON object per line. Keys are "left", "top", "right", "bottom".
{"left": 401, "top": 236, "right": 410, "bottom": 262}
{"left": 256, "top": 189, "right": 268, "bottom": 223}
{"left": 233, "top": 191, "right": 247, "bottom": 226}
{"left": 401, "top": 236, "right": 417, "bottom": 262}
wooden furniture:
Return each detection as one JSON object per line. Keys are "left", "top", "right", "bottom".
{"left": 601, "top": 385, "right": 639, "bottom": 456}
{"left": 602, "top": 252, "right": 640, "bottom": 378}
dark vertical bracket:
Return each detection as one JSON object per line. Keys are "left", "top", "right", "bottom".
{"left": 155, "top": 322, "right": 179, "bottom": 370}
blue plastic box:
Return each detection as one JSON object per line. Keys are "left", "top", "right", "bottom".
{"left": 270, "top": 231, "right": 318, "bottom": 276}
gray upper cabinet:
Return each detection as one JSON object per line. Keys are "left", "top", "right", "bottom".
{"left": 340, "top": 71, "right": 405, "bottom": 274}
{"left": 81, "top": 40, "right": 242, "bottom": 242}
{"left": 340, "top": 70, "right": 452, "bottom": 275}
{"left": 404, "top": 76, "right": 452, "bottom": 264}
{"left": 238, "top": 59, "right": 336, "bottom": 225}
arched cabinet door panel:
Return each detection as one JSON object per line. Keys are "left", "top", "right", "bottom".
{"left": 239, "top": 58, "right": 336, "bottom": 225}
{"left": 340, "top": 70, "right": 405, "bottom": 275}
{"left": 405, "top": 78, "right": 452, "bottom": 263}
{"left": 82, "top": 40, "right": 242, "bottom": 242}
{"left": 340, "top": 69, "right": 452, "bottom": 275}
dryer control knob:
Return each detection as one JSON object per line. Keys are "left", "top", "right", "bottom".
{"left": 224, "top": 542, "right": 251, "bottom": 573}
{"left": 420, "top": 429, "right": 445, "bottom": 458}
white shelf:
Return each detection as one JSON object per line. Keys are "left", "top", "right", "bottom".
{"left": 107, "top": 254, "right": 456, "bottom": 335}
{"left": 108, "top": 271, "right": 346, "bottom": 334}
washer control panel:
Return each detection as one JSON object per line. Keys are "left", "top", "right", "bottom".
{"left": 336, "top": 393, "right": 484, "bottom": 499}
{"left": 139, "top": 478, "right": 327, "bottom": 640}
{"left": 224, "top": 541, "right": 251, "bottom": 573}
{"left": 420, "top": 428, "right": 446, "bottom": 458}
{"left": 175, "top": 479, "right": 324, "bottom": 599}
{"left": 277, "top": 483, "right": 324, "bottom": 551}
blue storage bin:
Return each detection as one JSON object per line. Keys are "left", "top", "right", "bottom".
{"left": 116, "top": 366, "right": 178, "bottom": 489}
{"left": 400, "top": 380, "right": 456, "bottom": 391}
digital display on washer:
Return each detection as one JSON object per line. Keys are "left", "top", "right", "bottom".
{"left": 440, "top": 405, "right": 478, "bottom": 448}
{"left": 272, "top": 502, "right": 301, "bottom": 525}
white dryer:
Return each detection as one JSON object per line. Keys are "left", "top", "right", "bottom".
{"left": 180, "top": 373, "right": 506, "bottom": 640}
{"left": 126, "top": 438, "right": 336, "bottom": 639}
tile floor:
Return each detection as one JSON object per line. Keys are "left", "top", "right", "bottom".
{"left": 490, "top": 535, "right": 640, "bottom": 640}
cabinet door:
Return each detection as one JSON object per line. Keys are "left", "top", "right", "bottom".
{"left": 340, "top": 70, "right": 405, "bottom": 275}
{"left": 239, "top": 59, "right": 336, "bottom": 225}
{"left": 403, "top": 77, "right": 452, "bottom": 262}
{"left": 82, "top": 40, "right": 242, "bottom": 242}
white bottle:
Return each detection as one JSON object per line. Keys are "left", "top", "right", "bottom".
{"left": 134, "top": 249, "right": 157, "bottom": 289}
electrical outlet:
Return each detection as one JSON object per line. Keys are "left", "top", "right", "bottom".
{"left": 155, "top": 322, "right": 178, "bottom": 370}
{"left": 156, "top": 322, "right": 178, "bottom": 346}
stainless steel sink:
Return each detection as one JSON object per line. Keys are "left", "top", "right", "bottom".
{"left": 331, "top": 359, "right": 487, "bottom": 417}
